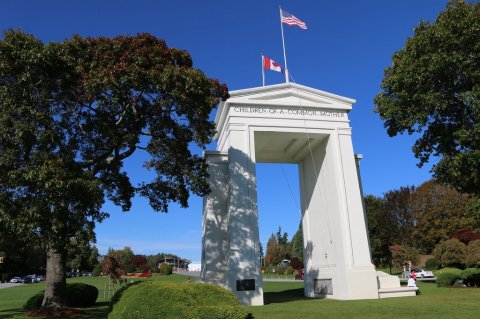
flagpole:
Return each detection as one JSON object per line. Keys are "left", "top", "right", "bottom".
{"left": 279, "top": 6, "right": 289, "bottom": 83}
{"left": 261, "top": 54, "right": 265, "bottom": 86}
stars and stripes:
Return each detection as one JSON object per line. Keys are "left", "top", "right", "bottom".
{"left": 281, "top": 9, "right": 307, "bottom": 30}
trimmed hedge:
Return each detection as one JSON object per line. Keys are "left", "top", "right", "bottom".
{"left": 23, "top": 292, "right": 44, "bottom": 311}
{"left": 436, "top": 272, "right": 461, "bottom": 287}
{"left": 66, "top": 283, "right": 99, "bottom": 307}
{"left": 436, "top": 268, "right": 480, "bottom": 287}
{"left": 23, "top": 283, "right": 99, "bottom": 310}
{"left": 461, "top": 268, "right": 480, "bottom": 287}
{"left": 108, "top": 281, "right": 250, "bottom": 319}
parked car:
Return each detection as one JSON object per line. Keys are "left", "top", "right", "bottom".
{"left": 22, "top": 276, "right": 34, "bottom": 284}
{"left": 412, "top": 269, "right": 434, "bottom": 278}
{"left": 9, "top": 277, "right": 22, "bottom": 283}
{"left": 279, "top": 259, "right": 290, "bottom": 267}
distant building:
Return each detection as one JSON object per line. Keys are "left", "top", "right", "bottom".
{"left": 158, "top": 256, "right": 190, "bottom": 270}
{"left": 188, "top": 263, "right": 201, "bottom": 272}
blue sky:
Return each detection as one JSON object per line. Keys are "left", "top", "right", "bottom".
{"left": 0, "top": 0, "right": 448, "bottom": 262}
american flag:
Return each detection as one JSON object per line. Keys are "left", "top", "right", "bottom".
{"left": 281, "top": 9, "right": 307, "bottom": 30}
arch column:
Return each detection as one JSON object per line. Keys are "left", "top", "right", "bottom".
{"left": 201, "top": 126, "right": 264, "bottom": 306}
{"left": 300, "top": 129, "right": 378, "bottom": 299}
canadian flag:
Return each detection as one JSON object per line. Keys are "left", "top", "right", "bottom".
{"left": 263, "top": 55, "right": 283, "bottom": 73}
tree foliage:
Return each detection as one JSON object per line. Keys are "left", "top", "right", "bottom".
{"left": 0, "top": 30, "right": 228, "bottom": 308}
{"left": 383, "top": 187, "right": 416, "bottom": 247}
{"left": 290, "top": 223, "right": 303, "bottom": 261}
{"left": 101, "top": 255, "right": 123, "bottom": 283}
{"left": 130, "top": 255, "right": 149, "bottom": 272}
{"left": 410, "top": 180, "right": 477, "bottom": 252}
{"left": 265, "top": 234, "right": 285, "bottom": 266}
{"left": 452, "top": 228, "right": 480, "bottom": 244}
{"left": 389, "top": 244, "right": 407, "bottom": 270}
{"left": 374, "top": 0, "right": 480, "bottom": 194}
{"left": 66, "top": 240, "right": 99, "bottom": 273}
{"left": 433, "top": 238, "right": 466, "bottom": 267}
{"left": 465, "top": 240, "right": 480, "bottom": 267}
{"left": 365, "top": 194, "right": 398, "bottom": 266}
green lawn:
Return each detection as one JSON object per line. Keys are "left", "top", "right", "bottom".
{"left": 1, "top": 276, "right": 480, "bottom": 319}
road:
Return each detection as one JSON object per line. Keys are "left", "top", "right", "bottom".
{"left": 0, "top": 282, "right": 23, "bottom": 289}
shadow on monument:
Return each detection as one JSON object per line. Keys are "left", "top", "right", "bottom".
{"left": 202, "top": 148, "right": 262, "bottom": 306}
{"left": 202, "top": 146, "right": 332, "bottom": 305}
{"left": 304, "top": 240, "right": 324, "bottom": 298}
{"left": 200, "top": 155, "right": 229, "bottom": 286}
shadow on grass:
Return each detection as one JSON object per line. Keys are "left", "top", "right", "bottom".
{"left": 264, "top": 288, "right": 307, "bottom": 304}
{"left": 0, "top": 308, "right": 23, "bottom": 319}
{"left": 0, "top": 301, "right": 111, "bottom": 319}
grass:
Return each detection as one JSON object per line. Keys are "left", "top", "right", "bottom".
{"left": 1, "top": 275, "right": 480, "bottom": 318}
{"left": 262, "top": 273, "right": 295, "bottom": 280}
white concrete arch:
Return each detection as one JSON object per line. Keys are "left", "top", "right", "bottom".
{"left": 201, "top": 83, "right": 413, "bottom": 305}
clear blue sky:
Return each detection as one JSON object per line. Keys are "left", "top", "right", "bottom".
{"left": 0, "top": 0, "right": 448, "bottom": 262}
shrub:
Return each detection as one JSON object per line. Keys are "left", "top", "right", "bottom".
{"left": 290, "top": 257, "right": 303, "bottom": 270}
{"left": 461, "top": 268, "right": 480, "bottom": 287}
{"left": 425, "top": 257, "right": 440, "bottom": 270}
{"left": 66, "top": 283, "right": 99, "bottom": 307}
{"left": 23, "top": 283, "right": 99, "bottom": 311}
{"left": 108, "top": 281, "right": 249, "bottom": 319}
{"left": 286, "top": 266, "right": 294, "bottom": 274}
{"left": 158, "top": 263, "right": 173, "bottom": 275}
{"left": 436, "top": 271, "right": 461, "bottom": 287}
{"left": 23, "top": 292, "right": 44, "bottom": 311}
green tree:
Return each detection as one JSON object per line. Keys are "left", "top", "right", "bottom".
{"left": 383, "top": 187, "right": 416, "bottom": 247}
{"left": 433, "top": 239, "right": 466, "bottom": 267}
{"left": 0, "top": 30, "right": 228, "bottom": 309}
{"left": 290, "top": 223, "right": 303, "bottom": 261}
{"left": 109, "top": 247, "right": 135, "bottom": 273}
{"left": 66, "top": 240, "right": 99, "bottom": 273}
{"left": 276, "top": 226, "right": 288, "bottom": 246}
{"left": 365, "top": 194, "right": 398, "bottom": 267}
{"left": 410, "top": 179, "right": 477, "bottom": 253}
{"left": 465, "top": 240, "right": 480, "bottom": 267}
{"left": 389, "top": 244, "right": 407, "bottom": 270}
{"left": 404, "top": 246, "right": 419, "bottom": 267}
{"left": 374, "top": 0, "right": 480, "bottom": 195}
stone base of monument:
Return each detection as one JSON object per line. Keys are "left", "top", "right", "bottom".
{"left": 377, "top": 271, "right": 418, "bottom": 298}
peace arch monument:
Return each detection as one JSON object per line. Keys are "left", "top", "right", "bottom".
{"left": 200, "top": 83, "right": 416, "bottom": 306}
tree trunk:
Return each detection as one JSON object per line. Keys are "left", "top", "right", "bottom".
{"left": 42, "top": 245, "right": 67, "bottom": 308}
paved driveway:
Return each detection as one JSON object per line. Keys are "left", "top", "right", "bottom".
{"left": 0, "top": 282, "right": 23, "bottom": 289}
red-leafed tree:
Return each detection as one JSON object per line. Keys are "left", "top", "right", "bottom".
{"left": 130, "top": 254, "right": 150, "bottom": 272}
{"left": 101, "top": 255, "right": 123, "bottom": 282}
{"left": 451, "top": 228, "right": 480, "bottom": 244}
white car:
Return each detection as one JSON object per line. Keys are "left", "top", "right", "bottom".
{"left": 9, "top": 277, "right": 22, "bottom": 283}
{"left": 413, "top": 269, "right": 434, "bottom": 278}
